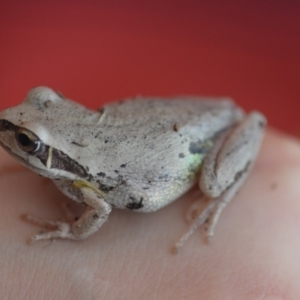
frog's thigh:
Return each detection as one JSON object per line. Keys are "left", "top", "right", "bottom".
{"left": 199, "top": 112, "right": 266, "bottom": 235}
{"left": 200, "top": 111, "right": 266, "bottom": 198}
{"left": 71, "top": 187, "right": 112, "bottom": 239}
{"left": 174, "top": 112, "right": 266, "bottom": 252}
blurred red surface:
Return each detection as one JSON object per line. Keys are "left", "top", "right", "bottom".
{"left": 0, "top": 1, "right": 299, "bottom": 135}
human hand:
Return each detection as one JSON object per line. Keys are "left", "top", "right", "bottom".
{"left": 0, "top": 130, "right": 299, "bottom": 299}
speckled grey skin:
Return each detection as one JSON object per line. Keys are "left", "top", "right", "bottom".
{"left": 0, "top": 87, "right": 266, "bottom": 251}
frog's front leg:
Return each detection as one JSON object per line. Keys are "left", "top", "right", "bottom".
{"left": 25, "top": 182, "right": 112, "bottom": 243}
{"left": 175, "top": 112, "right": 266, "bottom": 252}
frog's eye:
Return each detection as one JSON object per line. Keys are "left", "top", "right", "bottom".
{"left": 15, "top": 128, "right": 41, "bottom": 153}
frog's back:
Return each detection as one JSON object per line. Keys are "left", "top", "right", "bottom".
{"left": 99, "top": 97, "right": 244, "bottom": 140}
{"left": 92, "top": 97, "right": 244, "bottom": 212}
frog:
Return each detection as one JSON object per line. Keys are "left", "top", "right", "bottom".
{"left": 0, "top": 86, "right": 266, "bottom": 252}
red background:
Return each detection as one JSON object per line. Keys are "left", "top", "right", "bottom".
{"left": 1, "top": 1, "right": 299, "bottom": 136}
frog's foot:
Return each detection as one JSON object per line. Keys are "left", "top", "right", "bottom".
{"left": 174, "top": 198, "right": 218, "bottom": 253}
{"left": 174, "top": 168, "right": 247, "bottom": 254}
{"left": 185, "top": 196, "right": 209, "bottom": 222}
{"left": 23, "top": 214, "right": 76, "bottom": 243}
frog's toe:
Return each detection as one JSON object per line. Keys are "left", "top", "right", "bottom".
{"left": 23, "top": 214, "right": 76, "bottom": 243}
{"left": 203, "top": 200, "right": 228, "bottom": 241}
{"left": 185, "top": 196, "right": 209, "bottom": 222}
{"left": 28, "top": 232, "right": 53, "bottom": 245}
{"left": 29, "top": 227, "right": 74, "bottom": 244}
{"left": 23, "top": 214, "right": 61, "bottom": 228}
{"left": 174, "top": 198, "right": 218, "bottom": 253}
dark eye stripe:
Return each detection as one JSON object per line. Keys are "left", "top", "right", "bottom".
{"left": 0, "top": 119, "right": 18, "bottom": 132}
{"left": 35, "top": 144, "right": 89, "bottom": 179}
{"left": 0, "top": 119, "right": 90, "bottom": 179}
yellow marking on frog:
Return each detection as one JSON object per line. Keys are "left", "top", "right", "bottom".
{"left": 46, "top": 147, "right": 53, "bottom": 169}
{"left": 72, "top": 180, "right": 104, "bottom": 197}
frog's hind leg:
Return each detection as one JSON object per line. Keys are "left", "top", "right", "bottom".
{"left": 174, "top": 112, "right": 266, "bottom": 253}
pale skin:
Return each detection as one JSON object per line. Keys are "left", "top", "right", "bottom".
{"left": 0, "top": 129, "right": 300, "bottom": 299}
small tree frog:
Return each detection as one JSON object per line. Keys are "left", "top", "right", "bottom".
{"left": 0, "top": 87, "right": 266, "bottom": 252}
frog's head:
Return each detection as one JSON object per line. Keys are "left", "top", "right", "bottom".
{"left": 0, "top": 86, "right": 95, "bottom": 180}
